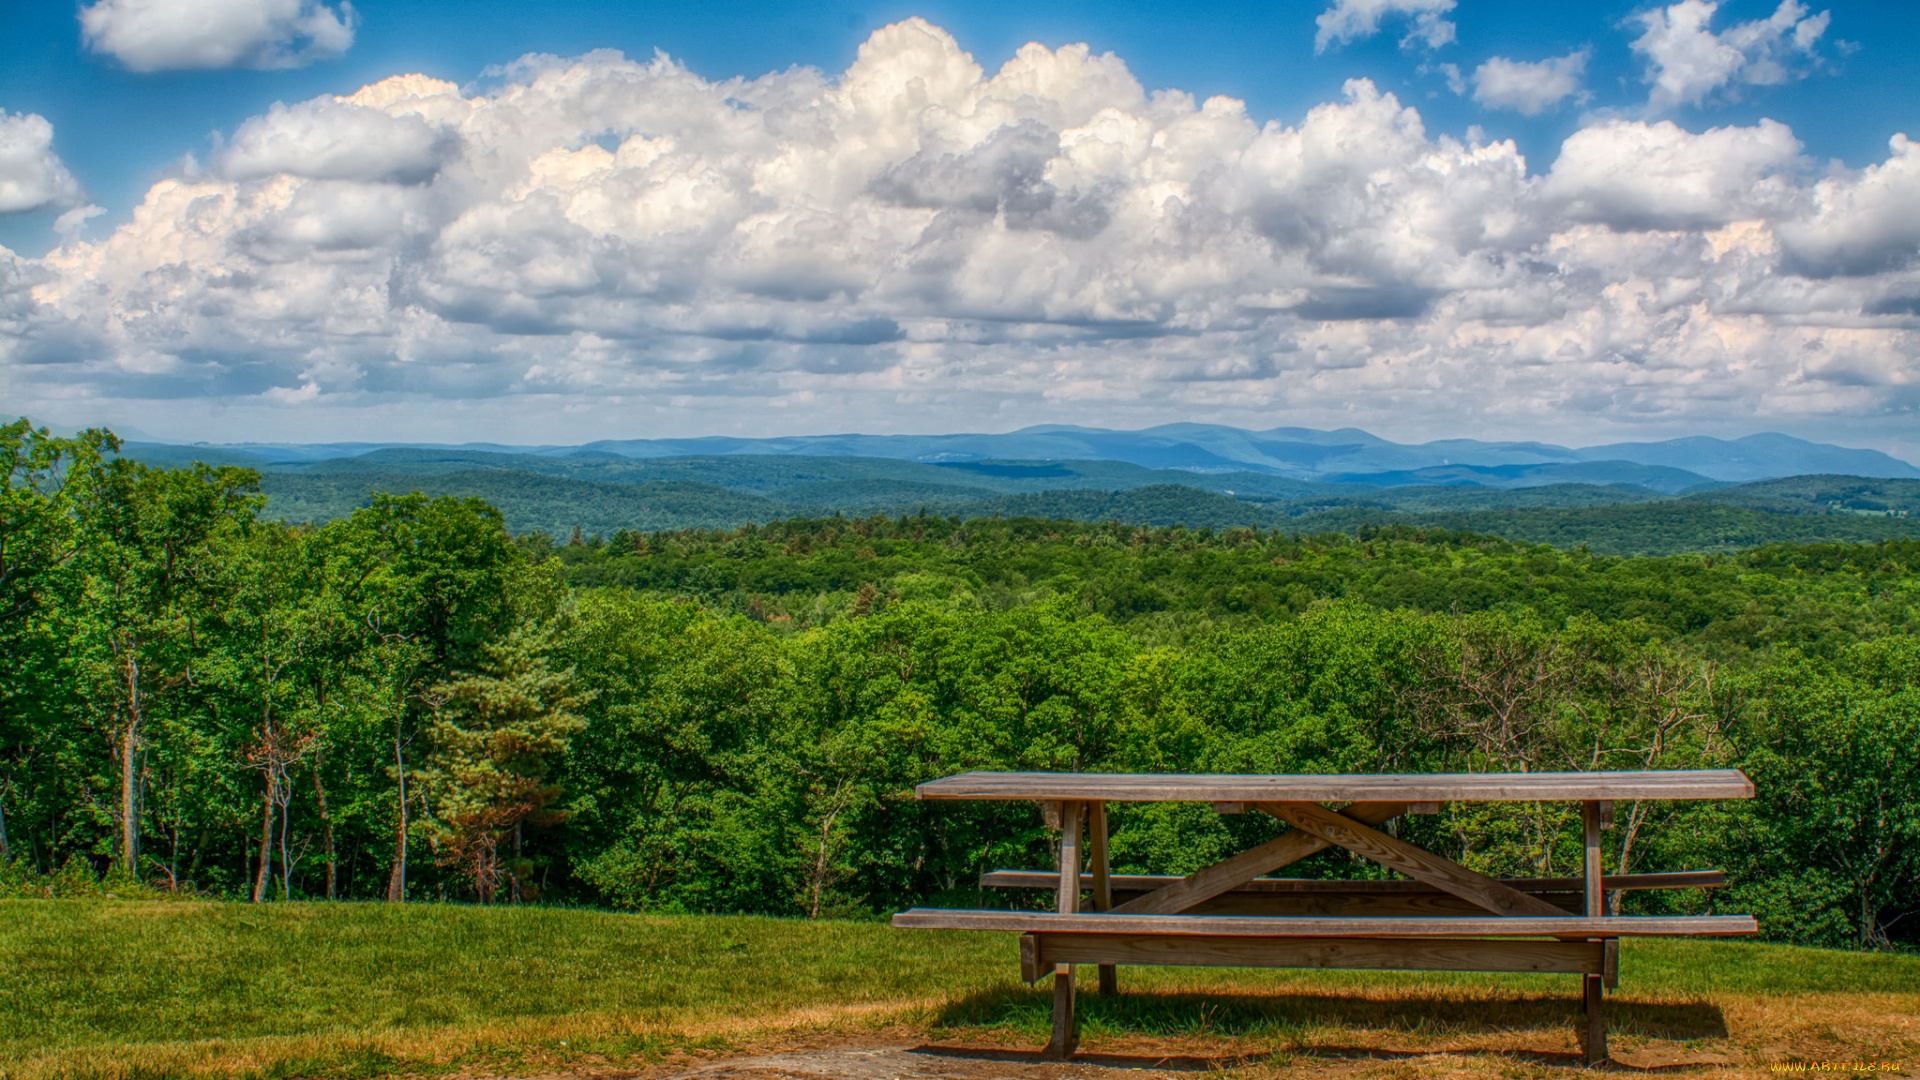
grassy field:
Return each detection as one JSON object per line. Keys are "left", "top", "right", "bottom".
{"left": 3, "top": 899, "right": 1917, "bottom": 1080}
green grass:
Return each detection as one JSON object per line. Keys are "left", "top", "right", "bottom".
{"left": 3, "top": 900, "right": 1916, "bottom": 1079}
{"left": 0, "top": 900, "right": 1005, "bottom": 1051}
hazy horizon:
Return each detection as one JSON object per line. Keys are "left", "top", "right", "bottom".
{"left": 5, "top": 1, "right": 1919, "bottom": 460}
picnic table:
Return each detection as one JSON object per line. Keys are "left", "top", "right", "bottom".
{"left": 892, "top": 770, "right": 1757, "bottom": 1065}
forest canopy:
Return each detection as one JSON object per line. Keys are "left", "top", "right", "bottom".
{"left": 5, "top": 421, "right": 1917, "bottom": 953}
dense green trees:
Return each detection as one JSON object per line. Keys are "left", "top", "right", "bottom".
{"left": 242, "top": 456, "right": 1920, "bottom": 555}
{"left": 4, "top": 423, "right": 1918, "bottom": 952}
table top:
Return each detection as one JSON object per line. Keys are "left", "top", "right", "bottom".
{"left": 914, "top": 770, "right": 1754, "bottom": 803}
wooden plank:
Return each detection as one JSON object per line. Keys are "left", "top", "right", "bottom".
{"left": 1261, "top": 800, "right": 1568, "bottom": 918}
{"left": 980, "top": 870, "right": 1726, "bottom": 894}
{"left": 980, "top": 870, "right": 1727, "bottom": 894}
{"left": 890, "top": 909, "right": 1761, "bottom": 937}
{"left": 1603, "top": 938, "right": 1619, "bottom": 990}
{"left": 1020, "top": 932, "right": 1042, "bottom": 983}
{"left": 1111, "top": 802, "right": 1405, "bottom": 916}
{"left": 915, "top": 770, "right": 1756, "bottom": 803}
{"left": 1028, "top": 933, "right": 1605, "bottom": 975}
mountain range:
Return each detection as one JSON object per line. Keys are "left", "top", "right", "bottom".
{"left": 90, "top": 423, "right": 1920, "bottom": 556}
{"left": 135, "top": 425, "right": 1918, "bottom": 490}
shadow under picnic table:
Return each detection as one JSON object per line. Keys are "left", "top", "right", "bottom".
{"left": 911, "top": 1041, "right": 1731, "bottom": 1073}
{"left": 932, "top": 984, "right": 1730, "bottom": 1044}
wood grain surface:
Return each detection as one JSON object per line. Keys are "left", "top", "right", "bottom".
{"left": 1027, "top": 933, "right": 1607, "bottom": 975}
{"left": 914, "top": 770, "right": 1754, "bottom": 802}
{"left": 890, "top": 909, "right": 1759, "bottom": 937}
{"left": 1260, "top": 800, "right": 1568, "bottom": 918}
{"left": 1108, "top": 802, "right": 1404, "bottom": 916}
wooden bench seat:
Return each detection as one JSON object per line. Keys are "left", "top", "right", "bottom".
{"left": 1016, "top": 933, "right": 1609, "bottom": 982}
{"left": 891, "top": 908, "right": 1759, "bottom": 939}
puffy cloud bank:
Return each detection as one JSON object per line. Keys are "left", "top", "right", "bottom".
{"left": 4, "top": 20, "right": 1918, "bottom": 445}
{"left": 79, "top": 0, "right": 356, "bottom": 71}
{"left": 1632, "top": 0, "right": 1831, "bottom": 110}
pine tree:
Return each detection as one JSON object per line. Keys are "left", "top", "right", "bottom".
{"left": 417, "top": 629, "right": 587, "bottom": 903}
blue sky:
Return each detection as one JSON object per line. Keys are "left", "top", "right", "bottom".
{"left": 6, "top": 0, "right": 1914, "bottom": 254}
{"left": 2, "top": 0, "right": 1918, "bottom": 451}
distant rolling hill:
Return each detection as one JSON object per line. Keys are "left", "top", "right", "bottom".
{"left": 239, "top": 461, "right": 1920, "bottom": 557}
{"left": 123, "top": 422, "right": 1918, "bottom": 485}
{"left": 1325, "top": 460, "right": 1723, "bottom": 494}
{"left": 1574, "top": 434, "right": 1920, "bottom": 483}
{"left": 105, "top": 427, "right": 1920, "bottom": 554}
{"left": 1683, "top": 475, "right": 1920, "bottom": 517}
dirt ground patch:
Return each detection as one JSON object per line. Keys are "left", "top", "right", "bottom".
{"left": 486, "top": 1023, "right": 1918, "bottom": 1080}
{"left": 445, "top": 986, "right": 1920, "bottom": 1080}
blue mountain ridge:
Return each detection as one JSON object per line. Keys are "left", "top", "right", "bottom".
{"left": 131, "top": 425, "right": 1916, "bottom": 487}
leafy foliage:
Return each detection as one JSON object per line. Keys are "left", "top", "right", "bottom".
{"left": 6, "top": 423, "right": 1919, "bottom": 952}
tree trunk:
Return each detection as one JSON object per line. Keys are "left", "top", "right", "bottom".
{"left": 251, "top": 780, "right": 275, "bottom": 903}
{"left": 116, "top": 646, "right": 146, "bottom": 875}
{"left": 120, "top": 719, "right": 138, "bottom": 873}
{"left": 1607, "top": 800, "right": 1646, "bottom": 916}
{"left": 385, "top": 733, "right": 408, "bottom": 903}
{"left": 185, "top": 821, "right": 209, "bottom": 890}
{"left": 511, "top": 823, "right": 522, "bottom": 905}
{"left": 313, "top": 763, "right": 336, "bottom": 900}
{"left": 277, "top": 772, "right": 292, "bottom": 902}
{"left": 0, "top": 784, "right": 10, "bottom": 863}
{"left": 167, "top": 807, "right": 180, "bottom": 892}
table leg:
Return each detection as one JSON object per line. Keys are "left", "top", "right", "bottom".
{"left": 1582, "top": 801, "right": 1603, "bottom": 916}
{"left": 1581, "top": 801, "right": 1608, "bottom": 1066}
{"left": 1086, "top": 801, "right": 1117, "bottom": 996}
{"left": 1583, "top": 972, "right": 1607, "bottom": 1066}
{"left": 1044, "top": 800, "right": 1083, "bottom": 1060}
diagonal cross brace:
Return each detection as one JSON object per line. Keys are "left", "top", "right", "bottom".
{"left": 1260, "top": 800, "right": 1567, "bottom": 918}
{"left": 1109, "top": 801, "right": 1407, "bottom": 916}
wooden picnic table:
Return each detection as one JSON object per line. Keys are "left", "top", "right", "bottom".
{"left": 891, "top": 770, "right": 1757, "bottom": 1066}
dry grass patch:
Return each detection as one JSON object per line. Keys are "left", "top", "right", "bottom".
{"left": 2, "top": 900, "right": 1914, "bottom": 1080}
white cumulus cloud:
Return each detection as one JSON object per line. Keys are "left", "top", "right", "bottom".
{"left": 4, "top": 19, "right": 1918, "bottom": 449}
{"left": 79, "top": 0, "right": 356, "bottom": 71}
{"left": 1778, "top": 134, "right": 1920, "bottom": 277}
{"left": 0, "top": 112, "right": 86, "bottom": 215}
{"left": 1544, "top": 118, "right": 1803, "bottom": 230}
{"left": 220, "top": 97, "right": 455, "bottom": 183}
{"left": 1472, "top": 50, "right": 1589, "bottom": 115}
{"left": 1315, "top": 0, "right": 1457, "bottom": 53}
{"left": 1631, "top": 0, "right": 1831, "bottom": 110}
